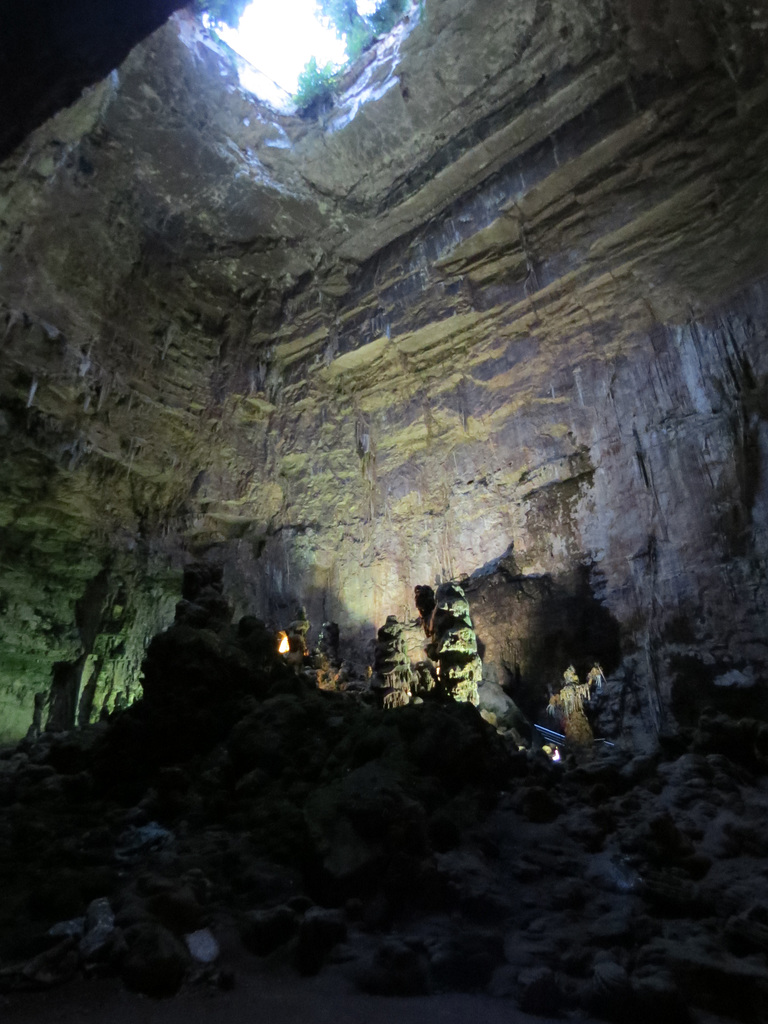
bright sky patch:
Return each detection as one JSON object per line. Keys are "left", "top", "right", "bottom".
{"left": 213, "top": 0, "right": 348, "bottom": 95}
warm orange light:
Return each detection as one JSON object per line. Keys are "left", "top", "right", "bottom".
{"left": 277, "top": 632, "right": 289, "bottom": 654}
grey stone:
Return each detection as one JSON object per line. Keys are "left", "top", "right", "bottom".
{"left": 184, "top": 928, "right": 219, "bottom": 964}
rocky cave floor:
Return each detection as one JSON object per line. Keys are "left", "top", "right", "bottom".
{"left": 2, "top": 606, "right": 768, "bottom": 1023}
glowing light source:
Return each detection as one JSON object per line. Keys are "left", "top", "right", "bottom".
{"left": 278, "top": 632, "right": 290, "bottom": 654}
{"left": 212, "top": 0, "right": 347, "bottom": 96}
{"left": 552, "top": 748, "right": 561, "bottom": 762}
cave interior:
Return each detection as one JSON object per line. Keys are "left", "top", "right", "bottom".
{"left": 2, "top": 0, "right": 768, "bottom": 1020}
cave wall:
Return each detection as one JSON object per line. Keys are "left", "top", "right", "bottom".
{"left": 254, "top": 264, "right": 768, "bottom": 739}
{"left": 0, "top": 0, "right": 187, "bottom": 161}
{"left": 1, "top": 0, "right": 768, "bottom": 740}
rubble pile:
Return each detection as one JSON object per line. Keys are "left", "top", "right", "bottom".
{"left": 1, "top": 579, "right": 768, "bottom": 1022}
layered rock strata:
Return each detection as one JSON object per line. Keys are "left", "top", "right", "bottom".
{"left": 2, "top": 0, "right": 768, "bottom": 738}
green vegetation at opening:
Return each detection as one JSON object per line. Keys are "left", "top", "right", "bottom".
{"left": 194, "top": 0, "right": 411, "bottom": 111}
{"left": 298, "top": 0, "right": 410, "bottom": 110}
{"left": 194, "top": 0, "right": 250, "bottom": 28}
{"left": 319, "top": 0, "right": 409, "bottom": 61}
{"left": 295, "top": 57, "right": 341, "bottom": 109}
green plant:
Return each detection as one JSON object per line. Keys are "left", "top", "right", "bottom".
{"left": 345, "top": 19, "right": 374, "bottom": 60}
{"left": 294, "top": 56, "right": 340, "bottom": 109}
{"left": 194, "top": 0, "right": 250, "bottom": 28}
{"left": 317, "top": 0, "right": 369, "bottom": 47}
{"left": 294, "top": 0, "right": 413, "bottom": 109}
{"left": 368, "top": 0, "right": 408, "bottom": 36}
{"left": 318, "top": 0, "right": 409, "bottom": 62}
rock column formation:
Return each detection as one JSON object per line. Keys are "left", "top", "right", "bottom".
{"left": 374, "top": 615, "right": 414, "bottom": 708}
{"left": 429, "top": 583, "right": 482, "bottom": 706}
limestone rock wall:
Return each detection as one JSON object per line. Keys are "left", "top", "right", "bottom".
{"left": 1, "top": 0, "right": 768, "bottom": 739}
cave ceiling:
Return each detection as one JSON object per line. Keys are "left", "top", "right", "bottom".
{"left": 2, "top": 0, "right": 768, "bottom": 738}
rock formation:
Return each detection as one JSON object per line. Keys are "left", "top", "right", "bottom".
{"left": 317, "top": 621, "right": 340, "bottom": 664}
{"left": 547, "top": 665, "right": 595, "bottom": 747}
{"left": 428, "top": 582, "right": 482, "bottom": 706}
{"left": 175, "top": 563, "right": 233, "bottom": 632}
{"left": 314, "top": 620, "right": 342, "bottom": 690}
{"left": 287, "top": 607, "right": 311, "bottom": 656}
{"left": 1, "top": 0, "right": 768, "bottom": 749}
{"left": 414, "top": 586, "right": 436, "bottom": 638}
{"left": 373, "top": 615, "right": 413, "bottom": 708}
{"left": 5, "top": 5, "right": 768, "bottom": 1021}
{"left": 2, "top": 590, "right": 768, "bottom": 1022}
{"left": 412, "top": 660, "right": 438, "bottom": 699}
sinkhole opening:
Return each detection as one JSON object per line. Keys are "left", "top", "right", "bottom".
{"left": 197, "top": 0, "right": 411, "bottom": 108}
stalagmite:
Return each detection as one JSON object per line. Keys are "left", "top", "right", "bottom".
{"left": 547, "top": 665, "right": 594, "bottom": 746}
{"left": 373, "top": 615, "right": 413, "bottom": 708}
{"left": 314, "top": 621, "right": 342, "bottom": 690}
{"left": 429, "top": 582, "right": 482, "bottom": 707}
